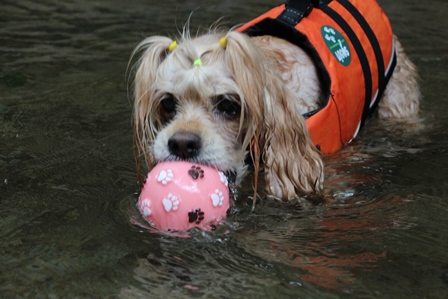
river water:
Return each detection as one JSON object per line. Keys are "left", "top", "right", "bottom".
{"left": 1, "top": 0, "right": 448, "bottom": 298}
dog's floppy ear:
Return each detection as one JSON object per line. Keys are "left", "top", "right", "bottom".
{"left": 222, "top": 31, "right": 266, "bottom": 194}
{"left": 261, "top": 84, "right": 324, "bottom": 201}
{"left": 223, "top": 31, "right": 324, "bottom": 201}
{"left": 132, "top": 36, "right": 174, "bottom": 173}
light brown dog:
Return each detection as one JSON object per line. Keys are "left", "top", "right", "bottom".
{"left": 131, "top": 12, "right": 419, "bottom": 203}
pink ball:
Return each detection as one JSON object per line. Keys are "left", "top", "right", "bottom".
{"left": 138, "top": 161, "right": 230, "bottom": 231}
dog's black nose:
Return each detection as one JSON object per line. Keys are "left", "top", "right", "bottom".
{"left": 168, "top": 130, "right": 202, "bottom": 159}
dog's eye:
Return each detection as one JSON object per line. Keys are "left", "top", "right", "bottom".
{"left": 160, "top": 94, "right": 177, "bottom": 116}
{"left": 215, "top": 95, "right": 241, "bottom": 120}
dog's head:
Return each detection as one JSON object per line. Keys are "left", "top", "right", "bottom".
{"left": 132, "top": 31, "right": 323, "bottom": 201}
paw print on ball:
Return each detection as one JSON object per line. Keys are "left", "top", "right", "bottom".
{"left": 157, "top": 169, "right": 173, "bottom": 185}
{"left": 188, "top": 165, "right": 204, "bottom": 180}
{"left": 219, "top": 171, "right": 228, "bottom": 186}
{"left": 188, "top": 208, "right": 205, "bottom": 224}
{"left": 140, "top": 198, "right": 152, "bottom": 216}
{"left": 211, "top": 189, "right": 225, "bottom": 207}
{"left": 162, "top": 193, "right": 179, "bottom": 212}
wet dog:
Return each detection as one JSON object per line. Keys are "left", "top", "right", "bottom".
{"left": 131, "top": 0, "right": 420, "bottom": 203}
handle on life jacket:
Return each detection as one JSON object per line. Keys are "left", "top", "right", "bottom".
{"left": 279, "top": 0, "right": 334, "bottom": 26}
{"left": 278, "top": 0, "right": 313, "bottom": 25}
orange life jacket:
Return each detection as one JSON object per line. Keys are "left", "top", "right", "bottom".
{"left": 237, "top": 0, "right": 397, "bottom": 154}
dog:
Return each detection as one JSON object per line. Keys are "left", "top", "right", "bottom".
{"left": 131, "top": 0, "right": 420, "bottom": 203}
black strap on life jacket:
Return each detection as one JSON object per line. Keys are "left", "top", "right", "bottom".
{"left": 320, "top": 0, "right": 396, "bottom": 125}
{"left": 336, "top": 0, "right": 396, "bottom": 117}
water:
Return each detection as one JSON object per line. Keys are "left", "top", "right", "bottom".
{"left": 1, "top": 0, "right": 448, "bottom": 298}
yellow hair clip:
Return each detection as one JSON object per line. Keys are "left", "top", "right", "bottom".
{"left": 168, "top": 41, "right": 178, "bottom": 52}
{"left": 193, "top": 58, "right": 203, "bottom": 67}
{"left": 219, "top": 37, "right": 227, "bottom": 48}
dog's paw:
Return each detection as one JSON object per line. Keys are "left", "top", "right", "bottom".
{"left": 162, "top": 193, "right": 179, "bottom": 212}
{"left": 139, "top": 198, "right": 152, "bottom": 217}
{"left": 211, "top": 189, "right": 224, "bottom": 207}
{"left": 157, "top": 169, "right": 174, "bottom": 185}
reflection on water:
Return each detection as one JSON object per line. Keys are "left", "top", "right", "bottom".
{"left": 1, "top": 0, "right": 448, "bottom": 298}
